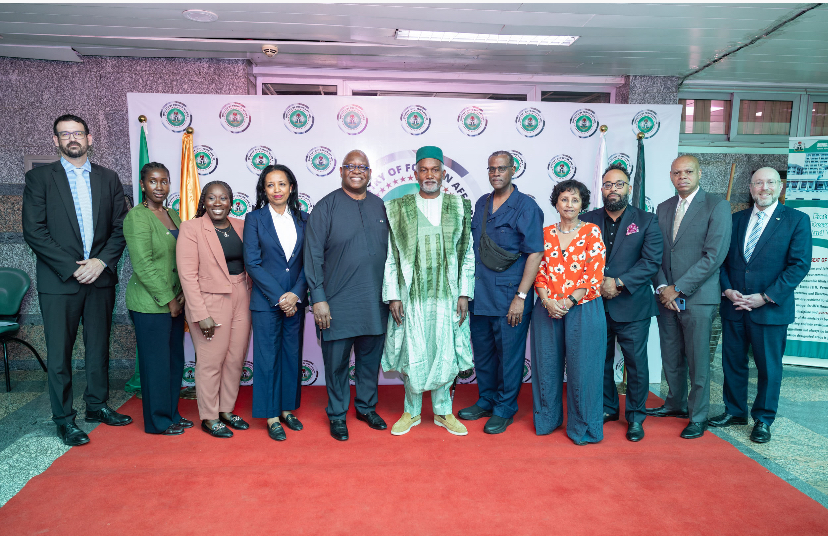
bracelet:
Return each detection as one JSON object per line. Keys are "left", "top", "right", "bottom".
{"left": 568, "top": 295, "right": 579, "bottom": 307}
{"left": 761, "top": 293, "right": 769, "bottom": 304}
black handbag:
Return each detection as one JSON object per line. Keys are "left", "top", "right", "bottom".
{"left": 478, "top": 195, "right": 520, "bottom": 272}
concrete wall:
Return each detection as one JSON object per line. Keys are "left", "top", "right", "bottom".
{"left": 0, "top": 56, "right": 248, "bottom": 370}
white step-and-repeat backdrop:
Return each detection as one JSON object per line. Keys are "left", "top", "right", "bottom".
{"left": 127, "top": 93, "right": 681, "bottom": 386}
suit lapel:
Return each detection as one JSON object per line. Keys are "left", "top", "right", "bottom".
{"left": 202, "top": 216, "right": 230, "bottom": 275}
{"left": 663, "top": 196, "right": 679, "bottom": 246}
{"left": 607, "top": 207, "right": 633, "bottom": 265}
{"left": 261, "top": 208, "right": 286, "bottom": 259}
{"left": 291, "top": 213, "right": 305, "bottom": 259}
{"left": 673, "top": 189, "right": 704, "bottom": 244}
{"left": 748, "top": 204, "right": 785, "bottom": 264}
{"left": 90, "top": 165, "right": 102, "bottom": 237}
{"left": 51, "top": 163, "right": 82, "bottom": 244}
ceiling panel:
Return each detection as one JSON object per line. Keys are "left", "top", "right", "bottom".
{"left": 0, "top": 3, "right": 826, "bottom": 85}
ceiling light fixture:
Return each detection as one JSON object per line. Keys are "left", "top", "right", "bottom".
{"left": 182, "top": 10, "right": 218, "bottom": 23}
{"left": 395, "top": 30, "right": 578, "bottom": 46}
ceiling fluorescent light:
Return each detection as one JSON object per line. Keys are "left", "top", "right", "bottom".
{"left": 395, "top": 30, "right": 578, "bottom": 46}
{"left": 183, "top": 10, "right": 218, "bottom": 23}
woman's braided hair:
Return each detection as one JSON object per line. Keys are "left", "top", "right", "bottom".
{"left": 195, "top": 180, "right": 234, "bottom": 218}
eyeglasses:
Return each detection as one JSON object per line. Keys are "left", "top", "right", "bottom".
{"left": 342, "top": 164, "right": 370, "bottom": 172}
{"left": 57, "top": 131, "right": 87, "bottom": 140}
{"left": 750, "top": 180, "right": 779, "bottom": 188}
{"left": 602, "top": 180, "right": 629, "bottom": 190}
{"left": 487, "top": 166, "right": 514, "bottom": 174}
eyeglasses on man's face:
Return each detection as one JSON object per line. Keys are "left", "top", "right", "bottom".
{"left": 602, "top": 180, "right": 629, "bottom": 190}
{"left": 342, "top": 164, "right": 370, "bottom": 173}
{"left": 487, "top": 166, "right": 514, "bottom": 174}
{"left": 57, "top": 131, "right": 87, "bottom": 140}
{"left": 750, "top": 180, "right": 780, "bottom": 189}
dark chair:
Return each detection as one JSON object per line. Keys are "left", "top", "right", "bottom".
{"left": 0, "top": 267, "right": 47, "bottom": 391}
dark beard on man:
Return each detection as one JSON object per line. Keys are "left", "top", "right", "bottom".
{"left": 603, "top": 195, "right": 628, "bottom": 212}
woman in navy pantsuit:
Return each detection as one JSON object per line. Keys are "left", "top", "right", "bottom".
{"left": 244, "top": 164, "right": 308, "bottom": 441}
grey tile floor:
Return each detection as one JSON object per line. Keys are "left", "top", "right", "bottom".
{"left": 1, "top": 348, "right": 827, "bottom": 509}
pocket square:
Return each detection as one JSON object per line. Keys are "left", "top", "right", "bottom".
{"left": 626, "top": 223, "right": 639, "bottom": 236}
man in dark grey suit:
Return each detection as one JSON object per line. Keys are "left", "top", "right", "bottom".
{"left": 710, "top": 168, "right": 811, "bottom": 443}
{"left": 22, "top": 114, "right": 131, "bottom": 447}
{"left": 648, "top": 155, "right": 731, "bottom": 439}
{"left": 582, "top": 164, "right": 663, "bottom": 442}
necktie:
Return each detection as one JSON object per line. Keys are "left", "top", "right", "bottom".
{"left": 672, "top": 198, "right": 687, "bottom": 242}
{"left": 74, "top": 168, "right": 94, "bottom": 259}
{"left": 744, "top": 211, "right": 765, "bottom": 262}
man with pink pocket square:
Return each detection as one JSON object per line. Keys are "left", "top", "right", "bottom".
{"left": 581, "top": 164, "right": 663, "bottom": 442}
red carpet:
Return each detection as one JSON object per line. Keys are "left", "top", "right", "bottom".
{"left": 2, "top": 385, "right": 827, "bottom": 535}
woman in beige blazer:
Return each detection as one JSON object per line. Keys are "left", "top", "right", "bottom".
{"left": 177, "top": 180, "right": 251, "bottom": 438}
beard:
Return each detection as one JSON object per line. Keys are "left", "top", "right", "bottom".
{"left": 603, "top": 193, "right": 628, "bottom": 212}
{"left": 420, "top": 180, "right": 441, "bottom": 194}
{"left": 60, "top": 141, "right": 88, "bottom": 159}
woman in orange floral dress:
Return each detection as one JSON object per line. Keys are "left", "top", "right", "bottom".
{"left": 531, "top": 179, "right": 607, "bottom": 445}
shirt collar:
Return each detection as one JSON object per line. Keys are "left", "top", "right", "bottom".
{"left": 752, "top": 200, "right": 778, "bottom": 218}
{"left": 678, "top": 186, "right": 700, "bottom": 207}
{"left": 269, "top": 204, "right": 292, "bottom": 219}
{"left": 60, "top": 156, "right": 91, "bottom": 174}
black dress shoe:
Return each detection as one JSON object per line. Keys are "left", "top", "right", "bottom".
{"left": 162, "top": 423, "right": 185, "bottom": 435}
{"left": 356, "top": 411, "right": 387, "bottom": 430}
{"left": 458, "top": 404, "right": 493, "bottom": 421}
{"left": 330, "top": 420, "right": 349, "bottom": 441}
{"left": 750, "top": 422, "right": 772, "bottom": 444}
{"left": 646, "top": 405, "right": 689, "bottom": 418}
{"left": 483, "top": 415, "right": 513, "bottom": 434}
{"left": 626, "top": 422, "right": 645, "bottom": 442}
{"left": 85, "top": 405, "right": 133, "bottom": 426}
{"left": 707, "top": 412, "right": 748, "bottom": 427}
{"left": 57, "top": 421, "right": 90, "bottom": 446}
{"left": 201, "top": 420, "right": 233, "bottom": 438}
{"left": 680, "top": 421, "right": 708, "bottom": 439}
{"left": 268, "top": 421, "right": 287, "bottom": 441}
{"left": 603, "top": 412, "right": 620, "bottom": 424}
{"left": 177, "top": 417, "right": 194, "bottom": 429}
{"left": 219, "top": 414, "right": 249, "bottom": 430}
{"left": 281, "top": 414, "right": 303, "bottom": 431}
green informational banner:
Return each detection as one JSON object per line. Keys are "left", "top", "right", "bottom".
{"left": 784, "top": 137, "right": 828, "bottom": 366}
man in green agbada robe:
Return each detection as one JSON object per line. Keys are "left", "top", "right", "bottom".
{"left": 382, "top": 146, "right": 475, "bottom": 436}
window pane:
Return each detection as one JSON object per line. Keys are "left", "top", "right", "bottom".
{"left": 811, "top": 102, "right": 828, "bottom": 136}
{"left": 352, "top": 90, "right": 526, "bottom": 101}
{"left": 541, "top": 91, "right": 610, "bottom": 103}
{"left": 262, "top": 83, "right": 338, "bottom": 95}
{"left": 679, "top": 99, "right": 731, "bottom": 135}
{"left": 737, "top": 100, "right": 792, "bottom": 135}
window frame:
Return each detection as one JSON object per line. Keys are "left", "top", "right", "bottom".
{"left": 728, "top": 91, "right": 802, "bottom": 143}
{"left": 804, "top": 94, "right": 828, "bottom": 137}
{"left": 677, "top": 91, "right": 732, "bottom": 142}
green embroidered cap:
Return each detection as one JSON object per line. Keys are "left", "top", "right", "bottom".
{"left": 416, "top": 145, "right": 443, "bottom": 164}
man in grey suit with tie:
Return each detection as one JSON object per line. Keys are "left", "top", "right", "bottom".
{"left": 23, "top": 114, "right": 131, "bottom": 446}
{"left": 710, "top": 168, "right": 811, "bottom": 443}
{"left": 648, "top": 155, "right": 731, "bottom": 439}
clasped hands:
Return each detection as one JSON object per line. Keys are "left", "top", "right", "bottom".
{"left": 542, "top": 297, "right": 570, "bottom": 319}
{"left": 659, "top": 284, "right": 682, "bottom": 312}
{"left": 73, "top": 258, "right": 105, "bottom": 284}
{"left": 724, "top": 289, "right": 767, "bottom": 311}
{"left": 600, "top": 277, "right": 621, "bottom": 300}
{"left": 278, "top": 292, "right": 300, "bottom": 317}
{"left": 389, "top": 296, "right": 470, "bottom": 326}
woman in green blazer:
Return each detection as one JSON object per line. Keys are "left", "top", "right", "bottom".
{"left": 125, "top": 162, "right": 191, "bottom": 435}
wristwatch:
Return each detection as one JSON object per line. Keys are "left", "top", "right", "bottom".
{"left": 516, "top": 291, "right": 527, "bottom": 300}
{"left": 567, "top": 294, "right": 579, "bottom": 307}
{"left": 615, "top": 277, "right": 623, "bottom": 288}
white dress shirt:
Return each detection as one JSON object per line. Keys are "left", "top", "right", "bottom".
{"left": 656, "top": 187, "right": 701, "bottom": 293}
{"left": 415, "top": 193, "right": 442, "bottom": 226}
{"left": 269, "top": 204, "right": 297, "bottom": 260}
{"left": 743, "top": 200, "right": 778, "bottom": 253}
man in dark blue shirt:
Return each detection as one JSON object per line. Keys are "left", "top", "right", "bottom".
{"left": 458, "top": 151, "right": 544, "bottom": 434}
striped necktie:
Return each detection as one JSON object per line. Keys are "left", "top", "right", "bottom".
{"left": 74, "top": 167, "right": 94, "bottom": 259}
{"left": 744, "top": 211, "right": 765, "bottom": 263}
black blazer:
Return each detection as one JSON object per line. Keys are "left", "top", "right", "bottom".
{"left": 582, "top": 205, "right": 662, "bottom": 322}
{"left": 22, "top": 160, "right": 127, "bottom": 294}
{"left": 719, "top": 203, "right": 812, "bottom": 325}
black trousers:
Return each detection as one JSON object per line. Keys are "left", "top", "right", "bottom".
{"left": 604, "top": 315, "right": 651, "bottom": 424}
{"left": 321, "top": 333, "right": 384, "bottom": 420}
{"left": 130, "top": 310, "right": 185, "bottom": 434}
{"left": 39, "top": 285, "right": 116, "bottom": 425}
